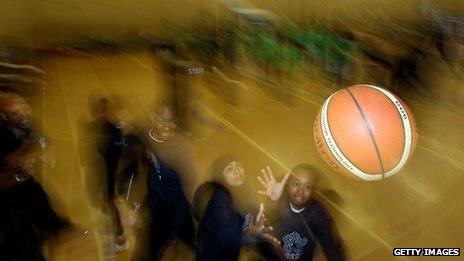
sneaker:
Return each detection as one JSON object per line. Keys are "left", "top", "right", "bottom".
{"left": 115, "top": 233, "right": 129, "bottom": 252}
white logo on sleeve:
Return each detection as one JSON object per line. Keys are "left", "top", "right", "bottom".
{"left": 283, "top": 231, "right": 308, "bottom": 259}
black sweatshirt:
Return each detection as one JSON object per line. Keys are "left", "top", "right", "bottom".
{"left": 195, "top": 183, "right": 244, "bottom": 261}
{"left": 268, "top": 199, "right": 345, "bottom": 261}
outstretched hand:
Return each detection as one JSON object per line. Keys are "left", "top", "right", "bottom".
{"left": 252, "top": 203, "right": 281, "bottom": 245}
{"left": 257, "top": 167, "right": 290, "bottom": 202}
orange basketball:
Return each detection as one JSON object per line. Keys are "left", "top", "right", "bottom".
{"left": 314, "top": 84, "right": 417, "bottom": 181}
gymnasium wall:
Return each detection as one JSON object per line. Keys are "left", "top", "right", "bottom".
{"left": 2, "top": 0, "right": 464, "bottom": 47}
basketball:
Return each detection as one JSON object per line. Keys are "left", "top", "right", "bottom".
{"left": 314, "top": 84, "right": 417, "bottom": 181}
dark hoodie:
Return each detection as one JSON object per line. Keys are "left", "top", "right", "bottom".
{"left": 193, "top": 155, "right": 251, "bottom": 261}
{"left": 194, "top": 182, "right": 244, "bottom": 261}
{"left": 264, "top": 199, "right": 345, "bottom": 261}
{"left": 0, "top": 127, "right": 67, "bottom": 260}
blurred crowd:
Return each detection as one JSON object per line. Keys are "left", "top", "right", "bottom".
{"left": 0, "top": 80, "right": 347, "bottom": 260}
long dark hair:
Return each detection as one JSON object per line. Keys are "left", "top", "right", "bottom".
{"left": 192, "top": 154, "right": 239, "bottom": 221}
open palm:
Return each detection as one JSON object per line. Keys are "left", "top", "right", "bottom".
{"left": 257, "top": 166, "right": 290, "bottom": 202}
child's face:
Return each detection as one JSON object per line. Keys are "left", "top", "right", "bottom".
{"left": 223, "top": 161, "right": 245, "bottom": 187}
{"left": 1, "top": 97, "right": 32, "bottom": 130}
{"left": 114, "top": 109, "right": 135, "bottom": 134}
{"left": 287, "top": 170, "right": 315, "bottom": 208}
{"left": 151, "top": 107, "right": 177, "bottom": 142}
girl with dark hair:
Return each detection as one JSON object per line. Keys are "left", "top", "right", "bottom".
{"left": 193, "top": 155, "right": 277, "bottom": 261}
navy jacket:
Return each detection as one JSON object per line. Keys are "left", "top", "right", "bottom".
{"left": 271, "top": 200, "right": 345, "bottom": 261}
{"left": 195, "top": 183, "right": 244, "bottom": 261}
{"left": 147, "top": 150, "right": 190, "bottom": 239}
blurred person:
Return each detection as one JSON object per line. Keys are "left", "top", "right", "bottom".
{"left": 135, "top": 101, "right": 199, "bottom": 260}
{"left": 158, "top": 48, "right": 220, "bottom": 139}
{"left": 0, "top": 92, "right": 69, "bottom": 260}
{"left": 182, "top": 28, "right": 220, "bottom": 66}
{"left": 421, "top": 0, "right": 464, "bottom": 64}
{"left": 172, "top": 27, "right": 250, "bottom": 115}
{"left": 257, "top": 164, "right": 345, "bottom": 261}
{"left": 314, "top": 29, "right": 358, "bottom": 84}
{"left": 193, "top": 154, "right": 279, "bottom": 261}
{"left": 220, "top": 22, "right": 240, "bottom": 67}
{"left": 102, "top": 98, "right": 142, "bottom": 257}
{"left": 80, "top": 95, "right": 142, "bottom": 258}
{"left": 341, "top": 29, "right": 425, "bottom": 92}
{"left": 0, "top": 143, "right": 58, "bottom": 261}
{"left": 0, "top": 92, "right": 33, "bottom": 156}
{"left": 140, "top": 30, "right": 200, "bottom": 138}
{"left": 240, "top": 27, "right": 297, "bottom": 109}
{"left": 425, "top": 7, "right": 464, "bottom": 75}
{"left": 141, "top": 28, "right": 243, "bottom": 133}
{"left": 0, "top": 92, "right": 54, "bottom": 181}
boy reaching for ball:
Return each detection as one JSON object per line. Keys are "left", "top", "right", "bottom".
{"left": 257, "top": 164, "right": 345, "bottom": 261}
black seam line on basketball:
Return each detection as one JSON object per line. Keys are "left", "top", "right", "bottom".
{"left": 326, "top": 93, "right": 375, "bottom": 176}
{"left": 345, "top": 88, "right": 386, "bottom": 178}
{"left": 367, "top": 86, "right": 406, "bottom": 171}
{"left": 322, "top": 95, "right": 357, "bottom": 175}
